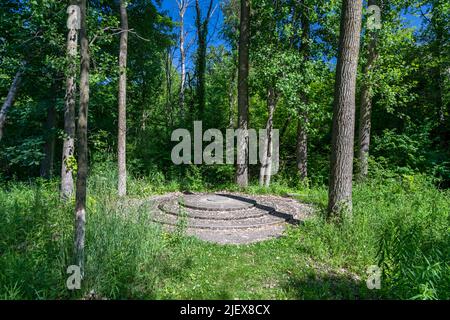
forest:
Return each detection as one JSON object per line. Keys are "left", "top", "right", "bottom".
{"left": 0, "top": 0, "right": 449, "bottom": 300}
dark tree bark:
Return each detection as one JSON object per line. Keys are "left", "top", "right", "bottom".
{"left": 357, "top": 0, "right": 379, "bottom": 181}
{"left": 194, "top": 0, "right": 214, "bottom": 118}
{"left": 118, "top": 0, "right": 128, "bottom": 197}
{"left": 61, "top": 1, "right": 79, "bottom": 200}
{"left": 327, "top": 0, "right": 363, "bottom": 218}
{"left": 75, "top": 0, "right": 89, "bottom": 275}
{"left": 0, "top": 67, "right": 24, "bottom": 142}
{"left": 40, "top": 99, "right": 57, "bottom": 179}
{"left": 236, "top": 0, "right": 250, "bottom": 187}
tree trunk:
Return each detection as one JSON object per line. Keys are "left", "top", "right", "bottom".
{"left": 296, "top": 0, "right": 310, "bottom": 181}
{"left": 75, "top": 0, "right": 89, "bottom": 276}
{"left": 236, "top": 0, "right": 250, "bottom": 187}
{"left": 327, "top": 0, "right": 363, "bottom": 219}
{"left": 118, "top": 0, "right": 128, "bottom": 197}
{"left": 194, "top": 0, "right": 213, "bottom": 118}
{"left": 228, "top": 67, "right": 237, "bottom": 128}
{"left": 61, "top": 2, "right": 78, "bottom": 200}
{"left": 40, "top": 101, "right": 56, "bottom": 179}
{"left": 260, "top": 87, "right": 276, "bottom": 187}
{"left": 178, "top": 0, "right": 188, "bottom": 115}
{"left": 0, "top": 67, "right": 24, "bottom": 142}
{"left": 357, "top": 0, "right": 379, "bottom": 181}
{"left": 296, "top": 116, "right": 308, "bottom": 180}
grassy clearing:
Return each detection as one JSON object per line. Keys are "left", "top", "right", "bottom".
{"left": 0, "top": 167, "right": 449, "bottom": 300}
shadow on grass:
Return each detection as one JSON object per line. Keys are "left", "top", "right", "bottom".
{"left": 283, "top": 271, "right": 381, "bottom": 300}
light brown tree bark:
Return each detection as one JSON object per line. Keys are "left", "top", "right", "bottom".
{"left": 296, "top": 1, "right": 311, "bottom": 181}
{"left": 236, "top": 0, "right": 250, "bottom": 187}
{"left": 117, "top": 0, "right": 128, "bottom": 197}
{"left": 327, "top": 0, "right": 363, "bottom": 219}
{"left": 75, "top": 0, "right": 89, "bottom": 276}
{"left": 0, "top": 67, "right": 24, "bottom": 142}
{"left": 177, "top": 0, "right": 189, "bottom": 115}
{"left": 61, "top": 2, "right": 79, "bottom": 200}
{"left": 259, "top": 87, "right": 277, "bottom": 187}
{"left": 357, "top": 0, "right": 379, "bottom": 181}
{"left": 296, "top": 116, "right": 308, "bottom": 180}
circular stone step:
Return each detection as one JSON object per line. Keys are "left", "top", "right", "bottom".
{"left": 150, "top": 210, "right": 287, "bottom": 230}
{"left": 136, "top": 192, "right": 314, "bottom": 245}
{"left": 188, "top": 225, "right": 286, "bottom": 244}
{"left": 158, "top": 199, "right": 269, "bottom": 220}
{"left": 181, "top": 194, "right": 255, "bottom": 211}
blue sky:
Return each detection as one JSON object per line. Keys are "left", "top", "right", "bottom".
{"left": 156, "top": 0, "right": 426, "bottom": 71}
{"left": 158, "top": 0, "right": 226, "bottom": 72}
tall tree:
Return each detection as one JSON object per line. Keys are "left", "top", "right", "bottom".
{"left": 177, "top": 0, "right": 190, "bottom": 114}
{"left": 75, "top": 0, "right": 89, "bottom": 275}
{"left": 259, "top": 86, "right": 277, "bottom": 187}
{"left": 194, "top": 0, "right": 214, "bottom": 118}
{"left": 0, "top": 66, "right": 25, "bottom": 142}
{"left": 236, "top": 0, "right": 250, "bottom": 187}
{"left": 357, "top": 0, "right": 380, "bottom": 181}
{"left": 296, "top": 0, "right": 311, "bottom": 180}
{"left": 61, "top": 2, "right": 79, "bottom": 200}
{"left": 118, "top": 0, "right": 128, "bottom": 197}
{"left": 327, "top": 0, "right": 363, "bottom": 218}
{"left": 40, "top": 88, "right": 57, "bottom": 179}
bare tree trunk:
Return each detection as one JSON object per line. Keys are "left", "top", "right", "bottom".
{"left": 357, "top": 0, "right": 379, "bottom": 181}
{"left": 118, "top": 0, "right": 128, "bottom": 197}
{"left": 296, "top": 0, "right": 310, "bottom": 181}
{"left": 296, "top": 116, "right": 308, "bottom": 180}
{"left": 194, "top": 0, "right": 214, "bottom": 118}
{"left": 0, "top": 67, "right": 24, "bottom": 142}
{"left": 327, "top": 0, "right": 363, "bottom": 219}
{"left": 260, "top": 87, "right": 276, "bottom": 187}
{"left": 228, "top": 67, "right": 237, "bottom": 128}
{"left": 165, "top": 48, "right": 175, "bottom": 127}
{"left": 75, "top": 0, "right": 89, "bottom": 276}
{"left": 61, "top": 2, "right": 78, "bottom": 200}
{"left": 40, "top": 100, "right": 57, "bottom": 179}
{"left": 177, "top": 0, "right": 189, "bottom": 115}
{"left": 236, "top": 0, "right": 250, "bottom": 187}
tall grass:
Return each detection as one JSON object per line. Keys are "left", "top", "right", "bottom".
{"left": 0, "top": 164, "right": 448, "bottom": 299}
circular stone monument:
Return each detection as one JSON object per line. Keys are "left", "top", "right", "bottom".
{"left": 182, "top": 194, "right": 255, "bottom": 211}
{"left": 141, "top": 192, "right": 314, "bottom": 245}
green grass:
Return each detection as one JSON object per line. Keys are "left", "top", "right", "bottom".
{"left": 0, "top": 167, "right": 449, "bottom": 300}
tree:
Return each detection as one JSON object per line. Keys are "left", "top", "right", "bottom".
{"left": 61, "top": 2, "right": 79, "bottom": 200}
{"left": 259, "top": 87, "right": 277, "bottom": 187}
{"left": 296, "top": 0, "right": 311, "bottom": 181}
{"left": 118, "top": 0, "right": 128, "bottom": 197}
{"left": 40, "top": 83, "right": 58, "bottom": 179}
{"left": 75, "top": 0, "right": 89, "bottom": 275}
{"left": 0, "top": 65, "right": 25, "bottom": 142}
{"left": 357, "top": 0, "right": 380, "bottom": 181}
{"left": 327, "top": 0, "right": 363, "bottom": 218}
{"left": 236, "top": 0, "right": 250, "bottom": 187}
{"left": 194, "top": 0, "right": 214, "bottom": 118}
{"left": 177, "top": 0, "right": 190, "bottom": 114}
